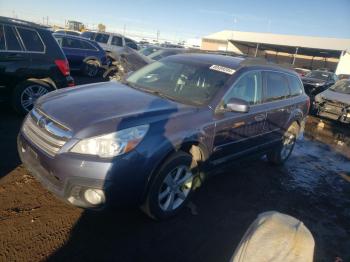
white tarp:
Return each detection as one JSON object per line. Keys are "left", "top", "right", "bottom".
{"left": 231, "top": 211, "right": 315, "bottom": 262}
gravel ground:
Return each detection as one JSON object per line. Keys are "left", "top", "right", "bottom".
{"left": 0, "top": 76, "right": 349, "bottom": 262}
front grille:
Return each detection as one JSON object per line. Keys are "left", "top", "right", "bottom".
{"left": 22, "top": 109, "right": 72, "bottom": 156}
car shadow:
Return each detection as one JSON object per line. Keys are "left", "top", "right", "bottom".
{"left": 0, "top": 104, "right": 22, "bottom": 178}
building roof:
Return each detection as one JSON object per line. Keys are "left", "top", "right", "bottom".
{"left": 203, "top": 30, "right": 350, "bottom": 52}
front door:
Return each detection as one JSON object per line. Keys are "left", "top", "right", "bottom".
{"left": 212, "top": 71, "right": 266, "bottom": 163}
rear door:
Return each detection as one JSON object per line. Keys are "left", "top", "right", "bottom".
{"left": 60, "top": 37, "right": 86, "bottom": 70}
{"left": 262, "top": 71, "right": 292, "bottom": 143}
{"left": 0, "top": 24, "right": 29, "bottom": 98}
{"left": 212, "top": 71, "right": 267, "bottom": 162}
{"left": 110, "top": 35, "right": 124, "bottom": 53}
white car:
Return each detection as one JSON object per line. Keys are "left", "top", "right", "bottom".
{"left": 81, "top": 31, "right": 138, "bottom": 54}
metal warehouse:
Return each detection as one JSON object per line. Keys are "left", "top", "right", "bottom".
{"left": 201, "top": 30, "right": 350, "bottom": 75}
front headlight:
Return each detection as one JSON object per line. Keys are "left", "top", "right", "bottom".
{"left": 70, "top": 125, "right": 149, "bottom": 158}
{"left": 315, "top": 82, "right": 325, "bottom": 87}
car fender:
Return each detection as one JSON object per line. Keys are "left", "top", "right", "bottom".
{"left": 286, "top": 107, "right": 304, "bottom": 133}
{"left": 26, "top": 78, "right": 57, "bottom": 90}
{"left": 83, "top": 56, "right": 101, "bottom": 64}
{"left": 139, "top": 134, "right": 210, "bottom": 203}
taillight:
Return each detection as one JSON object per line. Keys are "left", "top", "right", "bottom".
{"left": 55, "top": 59, "right": 70, "bottom": 76}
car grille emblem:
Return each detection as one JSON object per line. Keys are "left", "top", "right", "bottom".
{"left": 37, "top": 116, "right": 47, "bottom": 129}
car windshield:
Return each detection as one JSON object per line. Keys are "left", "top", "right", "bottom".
{"left": 329, "top": 80, "right": 350, "bottom": 94}
{"left": 305, "top": 71, "right": 331, "bottom": 80}
{"left": 126, "top": 59, "right": 232, "bottom": 106}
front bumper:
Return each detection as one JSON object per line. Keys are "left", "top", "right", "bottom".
{"left": 17, "top": 132, "right": 150, "bottom": 209}
{"left": 313, "top": 101, "right": 350, "bottom": 124}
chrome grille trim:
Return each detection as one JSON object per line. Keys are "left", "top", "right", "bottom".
{"left": 22, "top": 109, "right": 72, "bottom": 156}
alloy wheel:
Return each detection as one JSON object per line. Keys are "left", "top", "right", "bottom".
{"left": 20, "top": 85, "right": 49, "bottom": 112}
{"left": 158, "top": 165, "right": 194, "bottom": 211}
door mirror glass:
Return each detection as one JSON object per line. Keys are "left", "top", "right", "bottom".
{"left": 225, "top": 98, "right": 250, "bottom": 113}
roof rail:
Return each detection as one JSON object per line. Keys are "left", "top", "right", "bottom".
{"left": 0, "top": 16, "right": 44, "bottom": 28}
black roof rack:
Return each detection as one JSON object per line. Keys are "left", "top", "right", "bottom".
{"left": 0, "top": 16, "right": 46, "bottom": 29}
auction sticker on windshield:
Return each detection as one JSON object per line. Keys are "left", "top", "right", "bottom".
{"left": 209, "top": 65, "right": 236, "bottom": 75}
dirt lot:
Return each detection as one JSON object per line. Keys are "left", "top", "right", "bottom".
{"left": 0, "top": 76, "right": 350, "bottom": 262}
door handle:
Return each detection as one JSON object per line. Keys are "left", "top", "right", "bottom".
{"left": 254, "top": 114, "right": 266, "bottom": 122}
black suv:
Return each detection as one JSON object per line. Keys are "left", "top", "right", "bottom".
{"left": 0, "top": 17, "right": 74, "bottom": 114}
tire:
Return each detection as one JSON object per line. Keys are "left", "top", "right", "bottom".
{"left": 12, "top": 80, "right": 53, "bottom": 115}
{"left": 142, "top": 151, "right": 197, "bottom": 220}
{"left": 267, "top": 122, "right": 300, "bottom": 165}
{"left": 83, "top": 60, "right": 101, "bottom": 77}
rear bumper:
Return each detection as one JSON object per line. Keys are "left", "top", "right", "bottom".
{"left": 55, "top": 75, "right": 75, "bottom": 89}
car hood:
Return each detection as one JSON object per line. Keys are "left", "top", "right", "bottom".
{"left": 317, "top": 89, "right": 350, "bottom": 106}
{"left": 301, "top": 77, "right": 326, "bottom": 85}
{"left": 36, "top": 82, "right": 195, "bottom": 138}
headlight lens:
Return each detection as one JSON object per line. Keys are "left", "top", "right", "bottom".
{"left": 315, "top": 82, "right": 325, "bottom": 87}
{"left": 71, "top": 125, "right": 149, "bottom": 158}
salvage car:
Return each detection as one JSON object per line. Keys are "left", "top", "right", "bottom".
{"left": 53, "top": 33, "right": 108, "bottom": 77}
{"left": 147, "top": 47, "right": 188, "bottom": 61}
{"left": 314, "top": 79, "right": 350, "bottom": 124}
{"left": 302, "top": 70, "right": 338, "bottom": 98}
{"left": 138, "top": 45, "right": 162, "bottom": 57}
{"left": 0, "top": 16, "right": 74, "bottom": 114}
{"left": 18, "top": 54, "right": 309, "bottom": 220}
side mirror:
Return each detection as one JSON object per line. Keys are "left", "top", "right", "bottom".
{"left": 225, "top": 98, "right": 250, "bottom": 113}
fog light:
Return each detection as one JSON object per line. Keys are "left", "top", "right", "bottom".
{"left": 347, "top": 113, "right": 350, "bottom": 118}
{"left": 84, "top": 189, "right": 105, "bottom": 205}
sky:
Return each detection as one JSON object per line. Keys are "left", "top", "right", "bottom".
{"left": 0, "top": 0, "right": 349, "bottom": 41}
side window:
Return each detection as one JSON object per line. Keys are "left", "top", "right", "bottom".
{"left": 0, "top": 25, "right": 5, "bottom": 50}
{"left": 125, "top": 38, "right": 138, "bottom": 49}
{"left": 4, "top": 25, "right": 22, "bottom": 51}
{"left": 264, "top": 72, "right": 290, "bottom": 102}
{"left": 95, "top": 33, "right": 109, "bottom": 44}
{"left": 80, "top": 40, "right": 96, "bottom": 50}
{"left": 224, "top": 71, "right": 263, "bottom": 105}
{"left": 17, "top": 27, "right": 44, "bottom": 52}
{"left": 287, "top": 75, "right": 303, "bottom": 97}
{"left": 111, "top": 36, "right": 123, "bottom": 46}
{"left": 62, "top": 38, "right": 83, "bottom": 49}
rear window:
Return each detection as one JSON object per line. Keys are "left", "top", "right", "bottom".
{"left": 62, "top": 37, "right": 83, "bottom": 49}
{"left": 95, "top": 33, "right": 109, "bottom": 44}
{"left": 4, "top": 25, "right": 22, "bottom": 51}
{"left": 265, "top": 72, "right": 290, "bottom": 102}
{"left": 111, "top": 36, "right": 123, "bottom": 46}
{"left": 81, "top": 40, "right": 97, "bottom": 50}
{"left": 17, "top": 27, "right": 44, "bottom": 52}
{"left": 287, "top": 75, "right": 303, "bottom": 96}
